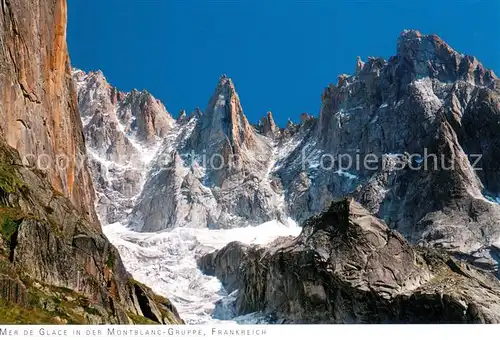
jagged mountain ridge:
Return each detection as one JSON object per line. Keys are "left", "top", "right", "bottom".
{"left": 77, "top": 30, "right": 500, "bottom": 277}
{"left": 73, "top": 69, "right": 175, "bottom": 225}
{"left": 130, "top": 75, "right": 285, "bottom": 231}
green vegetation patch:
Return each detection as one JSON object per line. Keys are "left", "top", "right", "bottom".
{"left": 0, "top": 301, "right": 67, "bottom": 325}
{"left": 0, "top": 165, "right": 24, "bottom": 194}
{"left": 128, "top": 277, "right": 147, "bottom": 289}
{"left": 25, "top": 283, "right": 102, "bottom": 324}
{"left": 127, "top": 312, "right": 158, "bottom": 325}
{"left": 0, "top": 217, "right": 19, "bottom": 244}
{"left": 0, "top": 208, "right": 24, "bottom": 250}
{"left": 84, "top": 306, "right": 100, "bottom": 316}
{"left": 106, "top": 252, "right": 116, "bottom": 269}
{"left": 160, "top": 308, "right": 179, "bottom": 324}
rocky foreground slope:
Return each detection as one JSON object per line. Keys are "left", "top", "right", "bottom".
{"left": 199, "top": 199, "right": 500, "bottom": 323}
{"left": 0, "top": 0, "right": 182, "bottom": 324}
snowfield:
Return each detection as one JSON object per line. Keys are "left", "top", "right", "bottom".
{"left": 103, "top": 219, "right": 301, "bottom": 324}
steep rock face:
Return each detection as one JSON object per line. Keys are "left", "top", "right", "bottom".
{"left": 131, "top": 76, "right": 286, "bottom": 231}
{"left": 131, "top": 151, "right": 220, "bottom": 231}
{"left": 189, "top": 76, "right": 259, "bottom": 156}
{"left": 117, "top": 89, "right": 173, "bottom": 143}
{"left": 73, "top": 69, "right": 175, "bottom": 225}
{"left": 0, "top": 0, "right": 97, "bottom": 225}
{"left": 396, "top": 30, "right": 495, "bottom": 86}
{"left": 199, "top": 199, "right": 500, "bottom": 323}
{"left": 187, "top": 75, "right": 272, "bottom": 187}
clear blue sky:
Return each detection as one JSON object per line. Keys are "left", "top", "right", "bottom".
{"left": 68, "top": 0, "right": 499, "bottom": 127}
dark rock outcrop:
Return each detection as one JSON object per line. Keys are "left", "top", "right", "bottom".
{"left": 177, "top": 110, "right": 188, "bottom": 123}
{"left": 199, "top": 199, "right": 500, "bottom": 323}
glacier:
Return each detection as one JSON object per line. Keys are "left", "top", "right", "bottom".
{"left": 103, "top": 219, "right": 301, "bottom": 324}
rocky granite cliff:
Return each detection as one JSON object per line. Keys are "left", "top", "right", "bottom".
{"left": 7, "top": 0, "right": 498, "bottom": 325}
{"left": 0, "top": 0, "right": 182, "bottom": 324}
{"left": 198, "top": 199, "right": 500, "bottom": 323}
{"left": 0, "top": 0, "right": 97, "bottom": 225}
